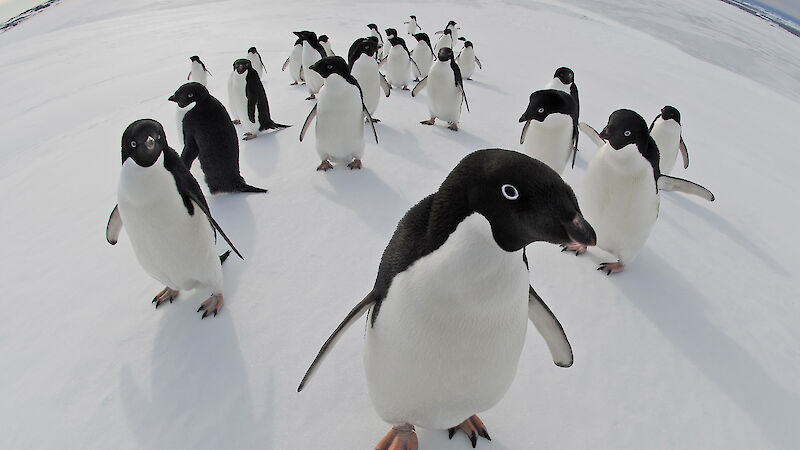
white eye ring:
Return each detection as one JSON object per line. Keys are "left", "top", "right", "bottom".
{"left": 187, "top": 92, "right": 193, "bottom": 98}
{"left": 624, "top": 130, "right": 631, "bottom": 137}
{"left": 501, "top": 184, "right": 519, "bottom": 200}
{"left": 130, "top": 141, "right": 137, "bottom": 148}
{"left": 538, "top": 107, "right": 545, "bottom": 113}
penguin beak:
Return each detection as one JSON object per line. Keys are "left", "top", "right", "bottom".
{"left": 563, "top": 215, "right": 597, "bottom": 247}
{"left": 168, "top": 94, "right": 176, "bottom": 103}
{"left": 145, "top": 136, "right": 156, "bottom": 151}
{"left": 599, "top": 127, "right": 609, "bottom": 141}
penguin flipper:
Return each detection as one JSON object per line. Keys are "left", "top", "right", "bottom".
{"left": 520, "top": 120, "right": 530, "bottom": 145}
{"left": 106, "top": 204, "right": 122, "bottom": 245}
{"left": 411, "top": 76, "right": 428, "bottom": 97}
{"left": 298, "top": 293, "right": 377, "bottom": 392}
{"left": 379, "top": 73, "right": 391, "bottom": 97}
{"left": 364, "top": 106, "right": 379, "bottom": 144}
{"left": 578, "top": 122, "right": 605, "bottom": 148}
{"left": 188, "top": 196, "right": 245, "bottom": 260}
{"left": 281, "top": 56, "right": 290, "bottom": 71}
{"left": 657, "top": 175, "right": 715, "bottom": 202}
{"left": 528, "top": 286, "right": 573, "bottom": 368}
{"left": 300, "top": 104, "right": 317, "bottom": 142}
{"left": 679, "top": 136, "right": 689, "bottom": 169}
{"left": 475, "top": 56, "right": 482, "bottom": 69}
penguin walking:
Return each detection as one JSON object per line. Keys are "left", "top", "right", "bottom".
{"left": 433, "top": 28, "right": 454, "bottom": 54}
{"left": 295, "top": 30, "right": 328, "bottom": 100}
{"left": 319, "top": 35, "right": 335, "bottom": 56}
{"left": 410, "top": 33, "right": 434, "bottom": 81}
{"left": 403, "top": 15, "right": 421, "bottom": 35}
{"left": 106, "top": 119, "right": 243, "bottom": 318}
{"left": 518, "top": 89, "right": 578, "bottom": 175}
{"left": 282, "top": 38, "right": 305, "bottom": 85}
{"left": 649, "top": 106, "right": 689, "bottom": 174}
{"left": 367, "top": 23, "right": 384, "bottom": 60}
{"left": 572, "top": 110, "right": 715, "bottom": 274}
{"left": 299, "top": 56, "right": 378, "bottom": 171}
{"left": 456, "top": 40, "right": 482, "bottom": 80}
{"left": 348, "top": 37, "right": 391, "bottom": 122}
{"left": 384, "top": 37, "right": 413, "bottom": 90}
{"left": 383, "top": 28, "right": 399, "bottom": 59}
{"left": 168, "top": 82, "right": 267, "bottom": 194}
{"left": 228, "top": 58, "right": 290, "bottom": 141}
{"left": 187, "top": 55, "right": 211, "bottom": 85}
{"left": 298, "top": 149, "right": 596, "bottom": 450}
{"left": 247, "top": 46, "right": 265, "bottom": 79}
{"left": 413, "top": 47, "right": 468, "bottom": 131}
{"left": 435, "top": 20, "right": 459, "bottom": 42}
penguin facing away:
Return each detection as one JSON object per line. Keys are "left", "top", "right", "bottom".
{"left": 573, "top": 110, "right": 714, "bottom": 274}
{"left": 403, "top": 15, "right": 422, "bottom": 35}
{"left": 348, "top": 37, "right": 391, "bottom": 122}
{"left": 456, "top": 40, "right": 482, "bottom": 80}
{"left": 106, "top": 119, "right": 243, "bottom": 318}
{"left": 518, "top": 89, "right": 578, "bottom": 175}
{"left": 188, "top": 55, "right": 210, "bottom": 85}
{"left": 299, "top": 56, "right": 378, "bottom": 171}
{"left": 168, "top": 82, "right": 267, "bottom": 194}
{"left": 282, "top": 38, "right": 305, "bottom": 85}
{"left": 298, "top": 149, "right": 596, "bottom": 450}
{"left": 247, "top": 46, "right": 265, "bottom": 78}
{"left": 413, "top": 47, "right": 469, "bottom": 131}
{"left": 649, "top": 105, "right": 689, "bottom": 174}
{"left": 410, "top": 33, "right": 434, "bottom": 81}
{"left": 228, "top": 58, "right": 290, "bottom": 140}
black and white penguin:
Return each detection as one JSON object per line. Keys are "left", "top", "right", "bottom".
{"left": 545, "top": 67, "right": 580, "bottom": 118}
{"left": 168, "top": 82, "right": 267, "bottom": 194}
{"left": 366, "top": 23, "right": 384, "bottom": 60}
{"left": 518, "top": 89, "right": 578, "bottom": 175}
{"left": 433, "top": 27, "right": 454, "bottom": 54}
{"left": 294, "top": 30, "right": 328, "bottom": 100}
{"left": 106, "top": 119, "right": 243, "bottom": 318}
{"left": 574, "top": 110, "right": 715, "bottom": 274}
{"left": 348, "top": 37, "right": 391, "bottom": 122}
{"left": 187, "top": 55, "right": 210, "bottom": 85}
{"left": 298, "top": 148, "right": 596, "bottom": 449}
{"left": 403, "top": 15, "right": 422, "bottom": 35}
{"left": 318, "top": 34, "right": 334, "bottom": 56}
{"left": 247, "top": 46, "right": 265, "bottom": 79}
{"left": 435, "top": 19, "right": 459, "bottom": 42}
{"left": 282, "top": 38, "right": 305, "bottom": 85}
{"left": 413, "top": 47, "right": 468, "bottom": 131}
{"left": 227, "top": 58, "right": 290, "bottom": 140}
{"left": 299, "top": 56, "right": 378, "bottom": 171}
{"left": 410, "top": 32, "right": 434, "bottom": 81}
{"left": 649, "top": 106, "right": 689, "bottom": 174}
{"left": 456, "top": 40, "right": 481, "bottom": 80}
{"left": 384, "top": 36, "right": 413, "bottom": 90}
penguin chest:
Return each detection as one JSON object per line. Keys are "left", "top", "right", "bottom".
{"left": 523, "top": 114, "right": 574, "bottom": 174}
{"left": 457, "top": 49, "right": 476, "bottom": 78}
{"left": 364, "top": 214, "right": 529, "bottom": 429}
{"left": 651, "top": 120, "right": 681, "bottom": 174}
{"left": 427, "top": 63, "right": 462, "bottom": 122}
{"left": 228, "top": 74, "right": 247, "bottom": 120}
{"left": 352, "top": 57, "right": 380, "bottom": 114}
{"left": 290, "top": 45, "right": 304, "bottom": 81}
{"left": 411, "top": 43, "right": 433, "bottom": 78}
{"left": 189, "top": 63, "right": 207, "bottom": 86}
{"left": 385, "top": 48, "right": 410, "bottom": 87}
{"left": 315, "top": 76, "right": 365, "bottom": 162}
{"left": 544, "top": 79, "right": 570, "bottom": 94}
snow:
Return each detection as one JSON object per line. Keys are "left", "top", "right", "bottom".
{"left": 1, "top": 0, "right": 799, "bottom": 449}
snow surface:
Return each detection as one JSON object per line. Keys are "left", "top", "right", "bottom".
{"left": 1, "top": 0, "right": 799, "bottom": 449}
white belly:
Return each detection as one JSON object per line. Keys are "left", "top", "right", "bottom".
{"left": 456, "top": 49, "right": 476, "bottom": 79}
{"left": 411, "top": 42, "right": 433, "bottom": 79}
{"left": 188, "top": 63, "right": 207, "bottom": 86}
{"left": 434, "top": 35, "right": 453, "bottom": 53}
{"left": 303, "top": 43, "right": 324, "bottom": 95}
{"left": 351, "top": 56, "right": 380, "bottom": 115}
{"left": 364, "top": 214, "right": 528, "bottom": 429}
{"left": 289, "top": 46, "right": 304, "bottom": 82}
{"left": 227, "top": 72, "right": 247, "bottom": 122}
{"left": 522, "top": 114, "right": 574, "bottom": 175}
{"left": 427, "top": 62, "right": 462, "bottom": 123}
{"left": 315, "top": 75, "right": 365, "bottom": 163}
{"left": 544, "top": 79, "right": 570, "bottom": 94}
{"left": 385, "top": 47, "right": 410, "bottom": 88}
{"left": 650, "top": 119, "right": 681, "bottom": 174}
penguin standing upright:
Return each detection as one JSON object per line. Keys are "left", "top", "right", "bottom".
{"left": 649, "top": 106, "right": 689, "bottom": 174}
{"left": 168, "top": 82, "right": 267, "bottom": 193}
{"left": 298, "top": 149, "right": 596, "bottom": 450}
{"left": 299, "top": 56, "right": 378, "bottom": 171}
{"left": 348, "top": 37, "right": 391, "bottom": 122}
{"left": 187, "top": 55, "right": 210, "bottom": 85}
{"left": 403, "top": 15, "right": 421, "bottom": 35}
{"left": 410, "top": 33, "right": 434, "bottom": 81}
{"left": 319, "top": 35, "right": 335, "bottom": 56}
{"left": 106, "top": 119, "right": 244, "bottom": 318}
{"left": 295, "top": 30, "right": 328, "bottom": 100}
{"left": 545, "top": 67, "right": 580, "bottom": 118}
{"left": 518, "top": 89, "right": 578, "bottom": 175}
{"left": 282, "top": 38, "right": 305, "bottom": 85}
{"left": 573, "top": 110, "right": 715, "bottom": 274}
{"left": 413, "top": 47, "right": 468, "bottom": 131}
{"left": 227, "top": 59, "right": 290, "bottom": 140}
{"left": 433, "top": 27, "right": 454, "bottom": 53}
{"left": 247, "top": 46, "right": 265, "bottom": 79}
{"left": 456, "top": 40, "right": 482, "bottom": 80}
{"left": 384, "top": 37, "right": 413, "bottom": 90}
{"left": 367, "top": 24, "right": 384, "bottom": 60}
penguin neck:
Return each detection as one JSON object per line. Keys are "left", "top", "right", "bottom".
{"left": 118, "top": 154, "right": 173, "bottom": 206}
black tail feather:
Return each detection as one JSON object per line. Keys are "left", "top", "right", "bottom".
{"left": 219, "top": 250, "right": 232, "bottom": 264}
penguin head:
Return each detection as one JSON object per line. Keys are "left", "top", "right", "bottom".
{"left": 519, "top": 89, "right": 576, "bottom": 123}
{"left": 660, "top": 105, "right": 681, "bottom": 124}
{"left": 437, "top": 47, "right": 454, "bottom": 62}
{"left": 441, "top": 149, "right": 596, "bottom": 251}
{"left": 121, "top": 119, "right": 168, "bottom": 167}
{"left": 248, "top": 46, "right": 258, "bottom": 55}
{"left": 388, "top": 36, "right": 407, "bottom": 51}
{"left": 310, "top": 56, "right": 349, "bottom": 79}
{"left": 318, "top": 34, "right": 329, "bottom": 43}
{"left": 463, "top": 40, "right": 473, "bottom": 48}
{"left": 599, "top": 109, "right": 661, "bottom": 174}
{"left": 352, "top": 38, "right": 378, "bottom": 58}
{"left": 189, "top": 55, "right": 201, "bottom": 63}
{"left": 442, "top": 28, "right": 452, "bottom": 36}
{"left": 410, "top": 15, "right": 416, "bottom": 20}
{"left": 168, "top": 82, "right": 209, "bottom": 108}
{"left": 233, "top": 58, "right": 251, "bottom": 74}
{"left": 553, "top": 67, "right": 574, "bottom": 85}
{"left": 447, "top": 20, "right": 457, "bottom": 27}
{"left": 367, "top": 23, "right": 378, "bottom": 31}
{"left": 385, "top": 28, "right": 397, "bottom": 38}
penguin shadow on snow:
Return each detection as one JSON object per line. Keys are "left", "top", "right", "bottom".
{"left": 416, "top": 427, "right": 511, "bottom": 450}
{"left": 239, "top": 130, "right": 283, "bottom": 178}
{"left": 204, "top": 193, "right": 258, "bottom": 298}
{"left": 464, "top": 78, "right": 509, "bottom": 96}
{"left": 119, "top": 301, "right": 275, "bottom": 450}
{"left": 433, "top": 123, "right": 493, "bottom": 149}
{"left": 375, "top": 125, "right": 442, "bottom": 170}
{"left": 613, "top": 248, "right": 800, "bottom": 449}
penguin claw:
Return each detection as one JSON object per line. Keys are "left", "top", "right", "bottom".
{"left": 316, "top": 160, "right": 334, "bottom": 171}
{"left": 242, "top": 132, "right": 257, "bottom": 141}
{"left": 152, "top": 287, "right": 179, "bottom": 309}
{"left": 598, "top": 261, "right": 625, "bottom": 275}
{"left": 447, "top": 415, "right": 490, "bottom": 448}
{"left": 347, "top": 159, "right": 362, "bottom": 170}
{"left": 375, "top": 424, "right": 418, "bottom": 450}
{"left": 560, "top": 242, "right": 587, "bottom": 256}
{"left": 198, "top": 294, "right": 224, "bottom": 319}
{"left": 420, "top": 119, "right": 435, "bottom": 125}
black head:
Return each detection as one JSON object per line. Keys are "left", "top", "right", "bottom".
{"left": 437, "top": 47, "right": 454, "bottom": 61}
{"left": 388, "top": 36, "right": 407, "bottom": 50}
{"left": 367, "top": 23, "right": 378, "bottom": 31}
{"left": 410, "top": 15, "right": 416, "bottom": 20}
{"left": 294, "top": 38, "right": 302, "bottom": 46}
{"left": 519, "top": 89, "right": 576, "bottom": 123}
{"left": 189, "top": 55, "right": 201, "bottom": 63}
{"left": 248, "top": 46, "right": 258, "bottom": 54}
{"left": 463, "top": 40, "right": 473, "bottom": 48}
{"left": 442, "top": 28, "right": 452, "bottom": 36}
{"left": 447, "top": 20, "right": 457, "bottom": 27}
{"left": 168, "top": 82, "right": 209, "bottom": 108}
{"left": 440, "top": 149, "right": 595, "bottom": 251}
{"left": 318, "top": 34, "right": 329, "bottom": 42}
{"left": 293, "top": 30, "right": 309, "bottom": 39}
{"left": 598, "top": 109, "right": 650, "bottom": 150}
{"left": 310, "top": 56, "right": 349, "bottom": 79}
{"left": 121, "top": 119, "right": 169, "bottom": 167}
{"left": 660, "top": 105, "right": 681, "bottom": 124}
{"left": 385, "top": 28, "right": 397, "bottom": 38}
{"left": 553, "top": 67, "right": 574, "bottom": 85}
{"left": 232, "top": 58, "right": 252, "bottom": 74}
{"left": 348, "top": 37, "right": 378, "bottom": 67}
{"left": 366, "top": 36, "right": 379, "bottom": 44}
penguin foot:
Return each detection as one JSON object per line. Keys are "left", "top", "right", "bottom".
{"left": 232, "top": 120, "right": 241, "bottom": 125}
{"left": 420, "top": 119, "right": 435, "bottom": 125}
{"left": 598, "top": 261, "right": 625, "bottom": 275}
{"left": 198, "top": 294, "right": 224, "bottom": 319}
{"left": 347, "top": 159, "right": 362, "bottom": 170}
{"left": 290, "top": 82, "right": 299, "bottom": 85}
{"left": 242, "top": 132, "right": 258, "bottom": 141}
{"left": 367, "top": 117, "right": 381, "bottom": 123}
{"left": 448, "top": 415, "right": 491, "bottom": 448}
{"left": 316, "top": 160, "right": 334, "bottom": 171}
{"left": 263, "top": 122, "right": 291, "bottom": 130}
{"left": 448, "top": 122, "right": 459, "bottom": 131}
{"left": 402, "top": 86, "right": 410, "bottom": 91}
{"left": 305, "top": 94, "right": 316, "bottom": 100}
{"left": 561, "top": 242, "right": 587, "bottom": 256}
{"left": 376, "top": 424, "right": 418, "bottom": 450}
{"left": 152, "top": 287, "right": 179, "bottom": 309}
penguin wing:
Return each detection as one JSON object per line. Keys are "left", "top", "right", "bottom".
{"left": 657, "top": 175, "right": 715, "bottom": 202}
{"left": 411, "top": 76, "right": 428, "bottom": 97}
{"left": 380, "top": 73, "right": 391, "bottom": 97}
{"left": 528, "top": 286, "right": 573, "bottom": 367}
{"left": 299, "top": 104, "right": 317, "bottom": 142}
{"left": 679, "top": 136, "right": 689, "bottom": 169}
{"left": 578, "top": 122, "right": 605, "bottom": 148}
{"left": 520, "top": 120, "right": 530, "bottom": 145}
{"left": 106, "top": 204, "right": 122, "bottom": 245}
{"left": 378, "top": 57, "right": 387, "bottom": 68}
{"left": 475, "top": 55, "right": 482, "bottom": 69}
{"left": 364, "top": 106, "right": 379, "bottom": 144}
{"left": 282, "top": 56, "right": 290, "bottom": 71}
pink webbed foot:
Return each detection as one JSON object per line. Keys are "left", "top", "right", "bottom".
{"left": 561, "top": 242, "right": 587, "bottom": 256}
{"left": 347, "top": 159, "right": 362, "bottom": 170}
{"left": 598, "top": 261, "right": 625, "bottom": 275}
{"left": 197, "top": 293, "right": 224, "bottom": 319}
{"left": 242, "top": 132, "right": 257, "bottom": 141}
{"left": 152, "top": 287, "right": 179, "bottom": 309}
{"left": 448, "top": 415, "right": 491, "bottom": 448}
{"left": 316, "top": 160, "right": 334, "bottom": 171}
{"left": 375, "top": 424, "right": 418, "bottom": 450}
{"left": 420, "top": 119, "right": 435, "bottom": 125}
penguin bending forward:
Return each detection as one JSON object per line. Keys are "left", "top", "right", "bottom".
{"left": 228, "top": 58, "right": 290, "bottom": 141}
{"left": 106, "top": 119, "right": 243, "bottom": 318}
{"left": 413, "top": 47, "right": 468, "bottom": 131}
{"left": 298, "top": 149, "right": 596, "bottom": 449}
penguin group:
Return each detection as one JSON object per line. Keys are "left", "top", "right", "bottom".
{"left": 104, "top": 12, "right": 717, "bottom": 450}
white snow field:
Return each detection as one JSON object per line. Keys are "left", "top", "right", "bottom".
{"left": 1, "top": 0, "right": 799, "bottom": 449}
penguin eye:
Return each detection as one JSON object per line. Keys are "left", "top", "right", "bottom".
{"left": 187, "top": 92, "right": 193, "bottom": 98}
{"left": 327, "top": 65, "right": 333, "bottom": 69}
{"left": 501, "top": 184, "right": 519, "bottom": 200}
{"left": 624, "top": 130, "right": 631, "bottom": 137}
{"left": 537, "top": 107, "right": 545, "bottom": 113}
{"left": 130, "top": 141, "right": 137, "bottom": 148}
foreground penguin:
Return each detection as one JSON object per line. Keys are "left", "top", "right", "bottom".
{"left": 649, "top": 106, "right": 689, "bottom": 174}
{"left": 518, "top": 89, "right": 578, "bottom": 175}
{"left": 410, "top": 33, "right": 434, "bottom": 81}
{"left": 106, "top": 119, "right": 243, "bottom": 318}
{"left": 295, "top": 30, "right": 328, "bottom": 100}
{"left": 384, "top": 36, "right": 413, "bottom": 90}
{"left": 169, "top": 82, "right": 267, "bottom": 193}
{"left": 300, "top": 56, "right": 378, "bottom": 171}
{"left": 298, "top": 148, "right": 596, "bottom": 450}
{"left": 404, "top": 15, "right": 421, "bottom": 35}
{"left": 228, "top": 58, "right": 290, "bottom": 140}
{"left": 348, "top": 37, "right": 391, "bottom": 122}
{"left": 413, "top": 47, "right": 468, "bottom": 131}
{"left": 573, "top": 110, "right": 714, "bottom": 274}
{"left": 282, "top": 38, "right": 305, "bottom": 85}
{"left": 247, "top": 46, "right": 265, "bottom": 78}
{"left": 456, "top": 40, "right": 481, "bottom": 80}
{"left": 187, "top": 55, "right": 210, "bottom": 85}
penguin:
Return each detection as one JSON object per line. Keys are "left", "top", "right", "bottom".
{"left": 403, "top": 15, "right": 422, "bottom": 35}
{"left": 433, "top": 27, "right": 454, "bottom": 54}
{"left": 434, "top": 20, "right": 459, "bottom": 41}
{"left": 410, "top": 32, "right": 434, "bottom": 81}
{"left": 649, "top": 106, "right": 689, "bottom": 174}
{"left": 412, "top": 47, "right": 469, "bottom": 131}
{"left": 295, "top": 30, "right": 328, "bottom": 100}
{"left": 299, "top": 56, "right": 378, "bottom": 171}
{"left": 545, "top": 67, "right": 580, "bottom": 118}
{"left": 348, "top": 37, "right": 391, "bottom": 122}
{"left": 384, "top": 36, "right": 413, "bottom": 90}
{"left": 247, "top": 46, "right": 265, "bottom": 79}
{"left": 367, "top": 23, "right": 384, "bottom": 60}
{"left": 518, "top": 89, "right": 578, "bottom": 175}
{"left": 227, "top": 58, "right": 290, "bottom": 140}
{"left": 298, "top": 148, "right": 596, "bottom": 450}
{"left": 282, "top": 38, "right": 305, "bottom": 85}
{"left": 456, "top": 39, "right": 482, "bottom": 80}
{"left": 168, "top": 82, "right": 267, "bottom": 194}
{"left": 319, "top": 35, "right": 335, "bottom": 56}
{"left": 385, "top": 28, "right": 398, "bottom": 40}
{"left": 187, "top": 55, "right": 210, "bottom": 85}
{"left": 106, "top": 119, "right": 243, "bottom": 318}
{"left": 573, "top": 110, "right": 715, "bottom": 274}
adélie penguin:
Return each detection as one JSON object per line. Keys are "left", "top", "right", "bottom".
{"left": 247, "top": 46, "right": 265, "bottom": 78}
{"left": 367, "top": 23, "right": 384, "bottom": 60}
{"left": 282, "top": 38, "right": 305, "bottom": 85}
{"left": 403, "top": 15, "right": 421, "bottom": 35}
{"left": 545, "top": 67, "right": 580, "bottom": 166}
{"left": 518, "top": 89, "right": 578, "bottom": 175}
{"left": 227, "top": 58, "right": 290, "bottom": 140}
{"left": 348, "top": 37, "right": 391, "bottom": 122}
{"left": 318, "top": 34, "right": 334, "bottom": 56}
{"left": 413, "top": 47, "right": 469, "bottom": 131}
{"left": 106, "top": 119, "right": 243, "bottom": 318}
{"left": 433, "top": 27, "right": 454, "bottom": 54}
{"left": 410, "top": 33, "right": 434, "bottom": 81}
{"left": 298, "top": 148, "right": 596, "bottom": 450}
{"left": 649, "top": 105, "right": 689, "bottom": 174}
{"left": 384, "top": 36, "right": 414, "bottom": 90}
{"left": 456, "top": 39, "right": 481, "bottom": 80}
{"left": 187, "top": 55, "right": 210, "bottom": 85}
{"left": 295, "top": 30, "right": 328, "bottom": 100}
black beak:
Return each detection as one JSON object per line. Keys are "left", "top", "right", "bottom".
{"left": 563, "top": 215, "right": 596, "bottom": 246}
{"left": 599, "top": 127, "right": 609, "bottom": 141}
{"left": 168, "top": 95, "right": 176, "bottom": 103}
